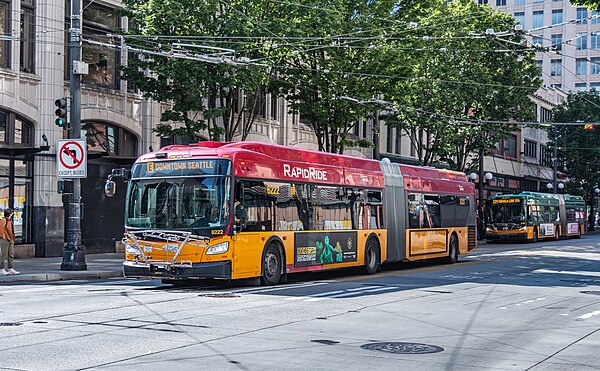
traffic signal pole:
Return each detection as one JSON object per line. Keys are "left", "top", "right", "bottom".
{"left": 61, "top": 0, "right": 86, "bottom": 271}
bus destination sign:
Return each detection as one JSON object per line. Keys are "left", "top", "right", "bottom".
{"left": 132, "top": 159, "right": 231, "bottom": 178}
{"left": 491, "top": 198, "right": 522, "bottom": 205}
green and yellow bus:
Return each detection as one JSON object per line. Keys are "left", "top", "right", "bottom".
{"left": 485, "top": 192, "right": 586, "bottom": 242}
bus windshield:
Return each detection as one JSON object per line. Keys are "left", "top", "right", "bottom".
{"left": 487, "top": 203, "right": 525, "bottom": 224}
{"left": 125, "top": 176, "right": 230, "bottom": 230}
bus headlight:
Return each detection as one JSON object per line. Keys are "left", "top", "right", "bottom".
{"left": 206, "top": 242, "right": 229, "bottom": 255}
{"left": 125, "top": 244, "right": 142, "bottom": 255}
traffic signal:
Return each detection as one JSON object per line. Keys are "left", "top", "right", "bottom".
{"left": 584, "top": 123, "right": 595, "bottom": 130}
{"left": 54, "top": 98, "right": 67, "bottom": 128}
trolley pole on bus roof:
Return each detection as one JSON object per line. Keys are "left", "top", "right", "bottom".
{"left": 61, "top": 0, "right": 87, "bottom": 271}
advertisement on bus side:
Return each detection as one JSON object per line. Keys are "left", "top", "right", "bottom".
{"left": 294, "top": 231, "right": 357, "bottom": 267}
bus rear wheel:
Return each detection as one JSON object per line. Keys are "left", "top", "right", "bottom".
{"left": 446, "top": 235, "right": 459, "bottom": 264}
{"left": 363, "top": 240, "right": 380, "bottom": 275}
{"left": 532, "top": 228, "right": 538, "bottom": 243}
{"left": 261, "top": 244, "right": 282, "bottom": 286}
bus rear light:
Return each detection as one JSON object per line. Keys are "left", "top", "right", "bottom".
{"left": 206, "top": 242, "right": 229, "bottom": 255}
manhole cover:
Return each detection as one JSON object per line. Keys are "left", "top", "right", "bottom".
{"left": 580, "top": 291, "right": 600, "bottom": 296}
{"left": 311, "top": 339, "right": 340, "bottom": 345}
{"left": 198, "top": 293, "right": 240, "bottom": 298}
{"left": 361, "top": 342, "right": 444, "bottom": 354}
{"left": 0, "top": 322, "right": 23, "bottom": 327}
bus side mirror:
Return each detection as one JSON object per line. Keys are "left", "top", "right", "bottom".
{"left": 105, "top": 180, "right": 116, "bottom": 197}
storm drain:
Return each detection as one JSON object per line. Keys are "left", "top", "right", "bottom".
{"left": 361, "top": 342, "right": 444, "bottom": 354}
{"left": 0, "top": 322, "right": 23, "bottom": 327}
{"left": 311, "top": 339, "right": 340, "bottom": 345}
{"left": 198, "top": 293, "right": 240, "bottom": 298}
{"left": 580, "top": 291, "right": 600, "bottom": 296}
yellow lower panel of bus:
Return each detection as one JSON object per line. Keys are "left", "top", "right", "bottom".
{"left": 405, "top": 227, "right": 469, "bottom": 261}
{"left": 230, "top": 229, "right": 387, "bottom": 280}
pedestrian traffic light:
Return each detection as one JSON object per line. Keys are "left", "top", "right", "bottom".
{"left": 54, "top": 98, "right": 68, "bottom": 128}
{"left": 584, "top": 123, "right": 595, "bottom": 130}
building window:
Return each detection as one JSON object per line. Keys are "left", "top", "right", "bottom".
{"left": 540, "top": 107, "right": 552, "bottom": 123}
{"left": 514, "top": 12, "right": 525, "bottom": 26}
{"left": 577, "top": 8, "right": 588, "bottom": 24}
{"left": 20, "top": 0, "right": 35, "bottom": 73}
{"left": 593, "top": 10, "right": 600, "bottom": 25}
{"left": 575, "top": 83, "right": 587, "bottom": 91}
{"left": 66, "top": 1, "right": 120, "bottom": 88}
{"left": 591, "top": 82, "right": 600, "bottom": 90}
{"left": 540, "top": 144, "right": 552, "bottom": 166}
{"left": 524, "top": 179, "right": 538, "bottom": 191}
{"left": 592, "top": 32, "right": 600, "bottom": 50}
{"left": 514, "top": 0, "right": 524, "bottom": 5}
{"left": 270, "top": 94, "right": 278, "bottom": 120}
{"left": 478, "top": 0, "right": 488, "bottom": 4}
{"left": 552, "top": 10, "right": 563, "bottom": 25}
{"left": 551, "top": 34, "right": 562, "bottom": 51}
{"left": 14, "top": 118, "right": 31, "bottom": 144}
{"left": 533, "top": 11, "right": 544, "bottom": 28}
{"left": 532, "top": 36, "right": 543, "bottom": 50}
{"left": 0, "top": 0, "right": 9, "bottom": 68}
{"left": 496, "top": 0, "right": 506, "bottom": 6}
{"left": 551, "top": 59, "right": 562, "bottom": 76}
{"left": 395, "top": 128, "right": 401, "bottom": 154}
{"left": 82, "top": 122, "right": 138, "bottom": 157}
{"left": 550, "top": 83, "right": 562, "bottom": 89}
{"left": 524, "top": 140, "right": 537, "bottom": 159}
{"left": 577, "top": 33, "right": 587, "bottom": 50}
{"left": 386, "top": 126, "right": 393, "bottom": 153}
{"left": 592, "top": 57, "right": 600, "bottom": 74}
{"left": 536, "top": 60, "right": 543, "bottom": 76}
{"left": 576, "top": 58, "right": 587, "bottom": 75}
{"left": 0, "top": 111, "right": 6, "bottom": 143}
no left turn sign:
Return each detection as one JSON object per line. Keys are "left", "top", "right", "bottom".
{"left": 57, "top": 139, "right": 87, "bottom": 178}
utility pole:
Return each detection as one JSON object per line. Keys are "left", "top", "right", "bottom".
{"left": 373, "top": 107, "right": 380, "bottom": 160}
{"left": 61, "top": 0, "right": 86, "bottom": 270}
{"left": 552, "top": 125, "right": 558, "bottom": 194}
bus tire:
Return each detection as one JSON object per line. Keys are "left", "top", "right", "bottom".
{"left": 532, "top": 228, "right": 538, "bottom": 243}
{"left": 446, "top": 234, "right": 459, "bottom": 264}
{"left": 555, "top": 226, "right": 560, "bottom": 241}
{"left": 363, "top": 239, "right": 380, "bottom": 275}
{"left": 261, "top": 243, "right": 282, "bottom": 286}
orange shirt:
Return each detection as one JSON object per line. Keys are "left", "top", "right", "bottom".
{"left": 0, "top": 218, "right": 15, "bottom": 242}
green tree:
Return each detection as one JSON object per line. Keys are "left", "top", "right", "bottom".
{"left": 574, "top": 1, "right": 600, "bottom": 10}
{"left": 382, "top": 0, "right": 540, "bottom": 170}
{"left": 551, "top": 91, "right": 600, "bottom": 229}
{"left": 120, "top": 0, "right": 274, "bottom": 142}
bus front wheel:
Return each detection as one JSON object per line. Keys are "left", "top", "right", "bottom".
{"left": 363, "top": 240, "right": 380, "bottom": 275}
{"left": 446, "top": 235, "right": 459, "bottom": 264}
{"left": 261, "top": 244, "right": 282, "bottom": 286}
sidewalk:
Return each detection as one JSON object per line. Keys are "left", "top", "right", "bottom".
{"left": 0, "top": 253, "right": 125, "bottom": 283}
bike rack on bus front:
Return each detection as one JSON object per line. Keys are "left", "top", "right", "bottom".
{"left": 123, "top": 230, "right": 209, "bottom": 270}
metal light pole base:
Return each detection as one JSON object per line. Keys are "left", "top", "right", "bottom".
{"left": 61, "top": 249, "right": 87, "bottom": 271}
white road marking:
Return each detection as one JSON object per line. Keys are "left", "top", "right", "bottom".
{"left": 534, "top": 269, "right": 600, "bottom": 278}
{"left": 578, "top": 310, "right": 600, "bottom": 320}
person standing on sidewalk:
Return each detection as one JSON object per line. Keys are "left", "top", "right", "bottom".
{"left": 0, "top": 208, "right": 19, "bottom": 275}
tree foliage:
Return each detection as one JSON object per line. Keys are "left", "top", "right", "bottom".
{"left": 382, "top": 0, "right": 540, "bottom": 171}
{"left": 551, "top": 91, "right": 600, "bottom": 226}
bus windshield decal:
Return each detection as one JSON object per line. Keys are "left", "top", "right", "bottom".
{"left": 283, "top": 164, "right": 328, "bottom": 181}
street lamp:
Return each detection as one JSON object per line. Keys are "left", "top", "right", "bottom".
{"left": 558, "top": 182, "right": 565, "bottom": 191}
{"left": 547, "top": 182, "right": 553, "bottom": 191}
{"left": 469, "top": 172, "right": 478, "bottom": 181}
{"left": 484, "top": 172, "right": 493, "bottom": 181}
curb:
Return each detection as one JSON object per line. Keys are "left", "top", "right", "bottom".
{"left": 0, "top": 270, "right": 124, "bottom": 283}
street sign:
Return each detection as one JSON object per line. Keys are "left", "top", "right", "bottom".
{"left": 57, "top": 139, "right": 87, "bottom": 178}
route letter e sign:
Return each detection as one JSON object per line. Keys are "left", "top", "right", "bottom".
{"left": 57, "top": 139, "right": 87, "bottom": 178}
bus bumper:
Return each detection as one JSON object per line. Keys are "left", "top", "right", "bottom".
{"left": 123, "top": 260, "right": 232, "bottom": 280}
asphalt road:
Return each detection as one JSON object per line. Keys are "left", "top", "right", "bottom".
{"left": 1, "top": 235, "right": 600, "bottom": 370}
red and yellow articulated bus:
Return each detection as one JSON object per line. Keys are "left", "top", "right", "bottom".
{"left": 106, "top": 142, "right": 476, "bottom": 285}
